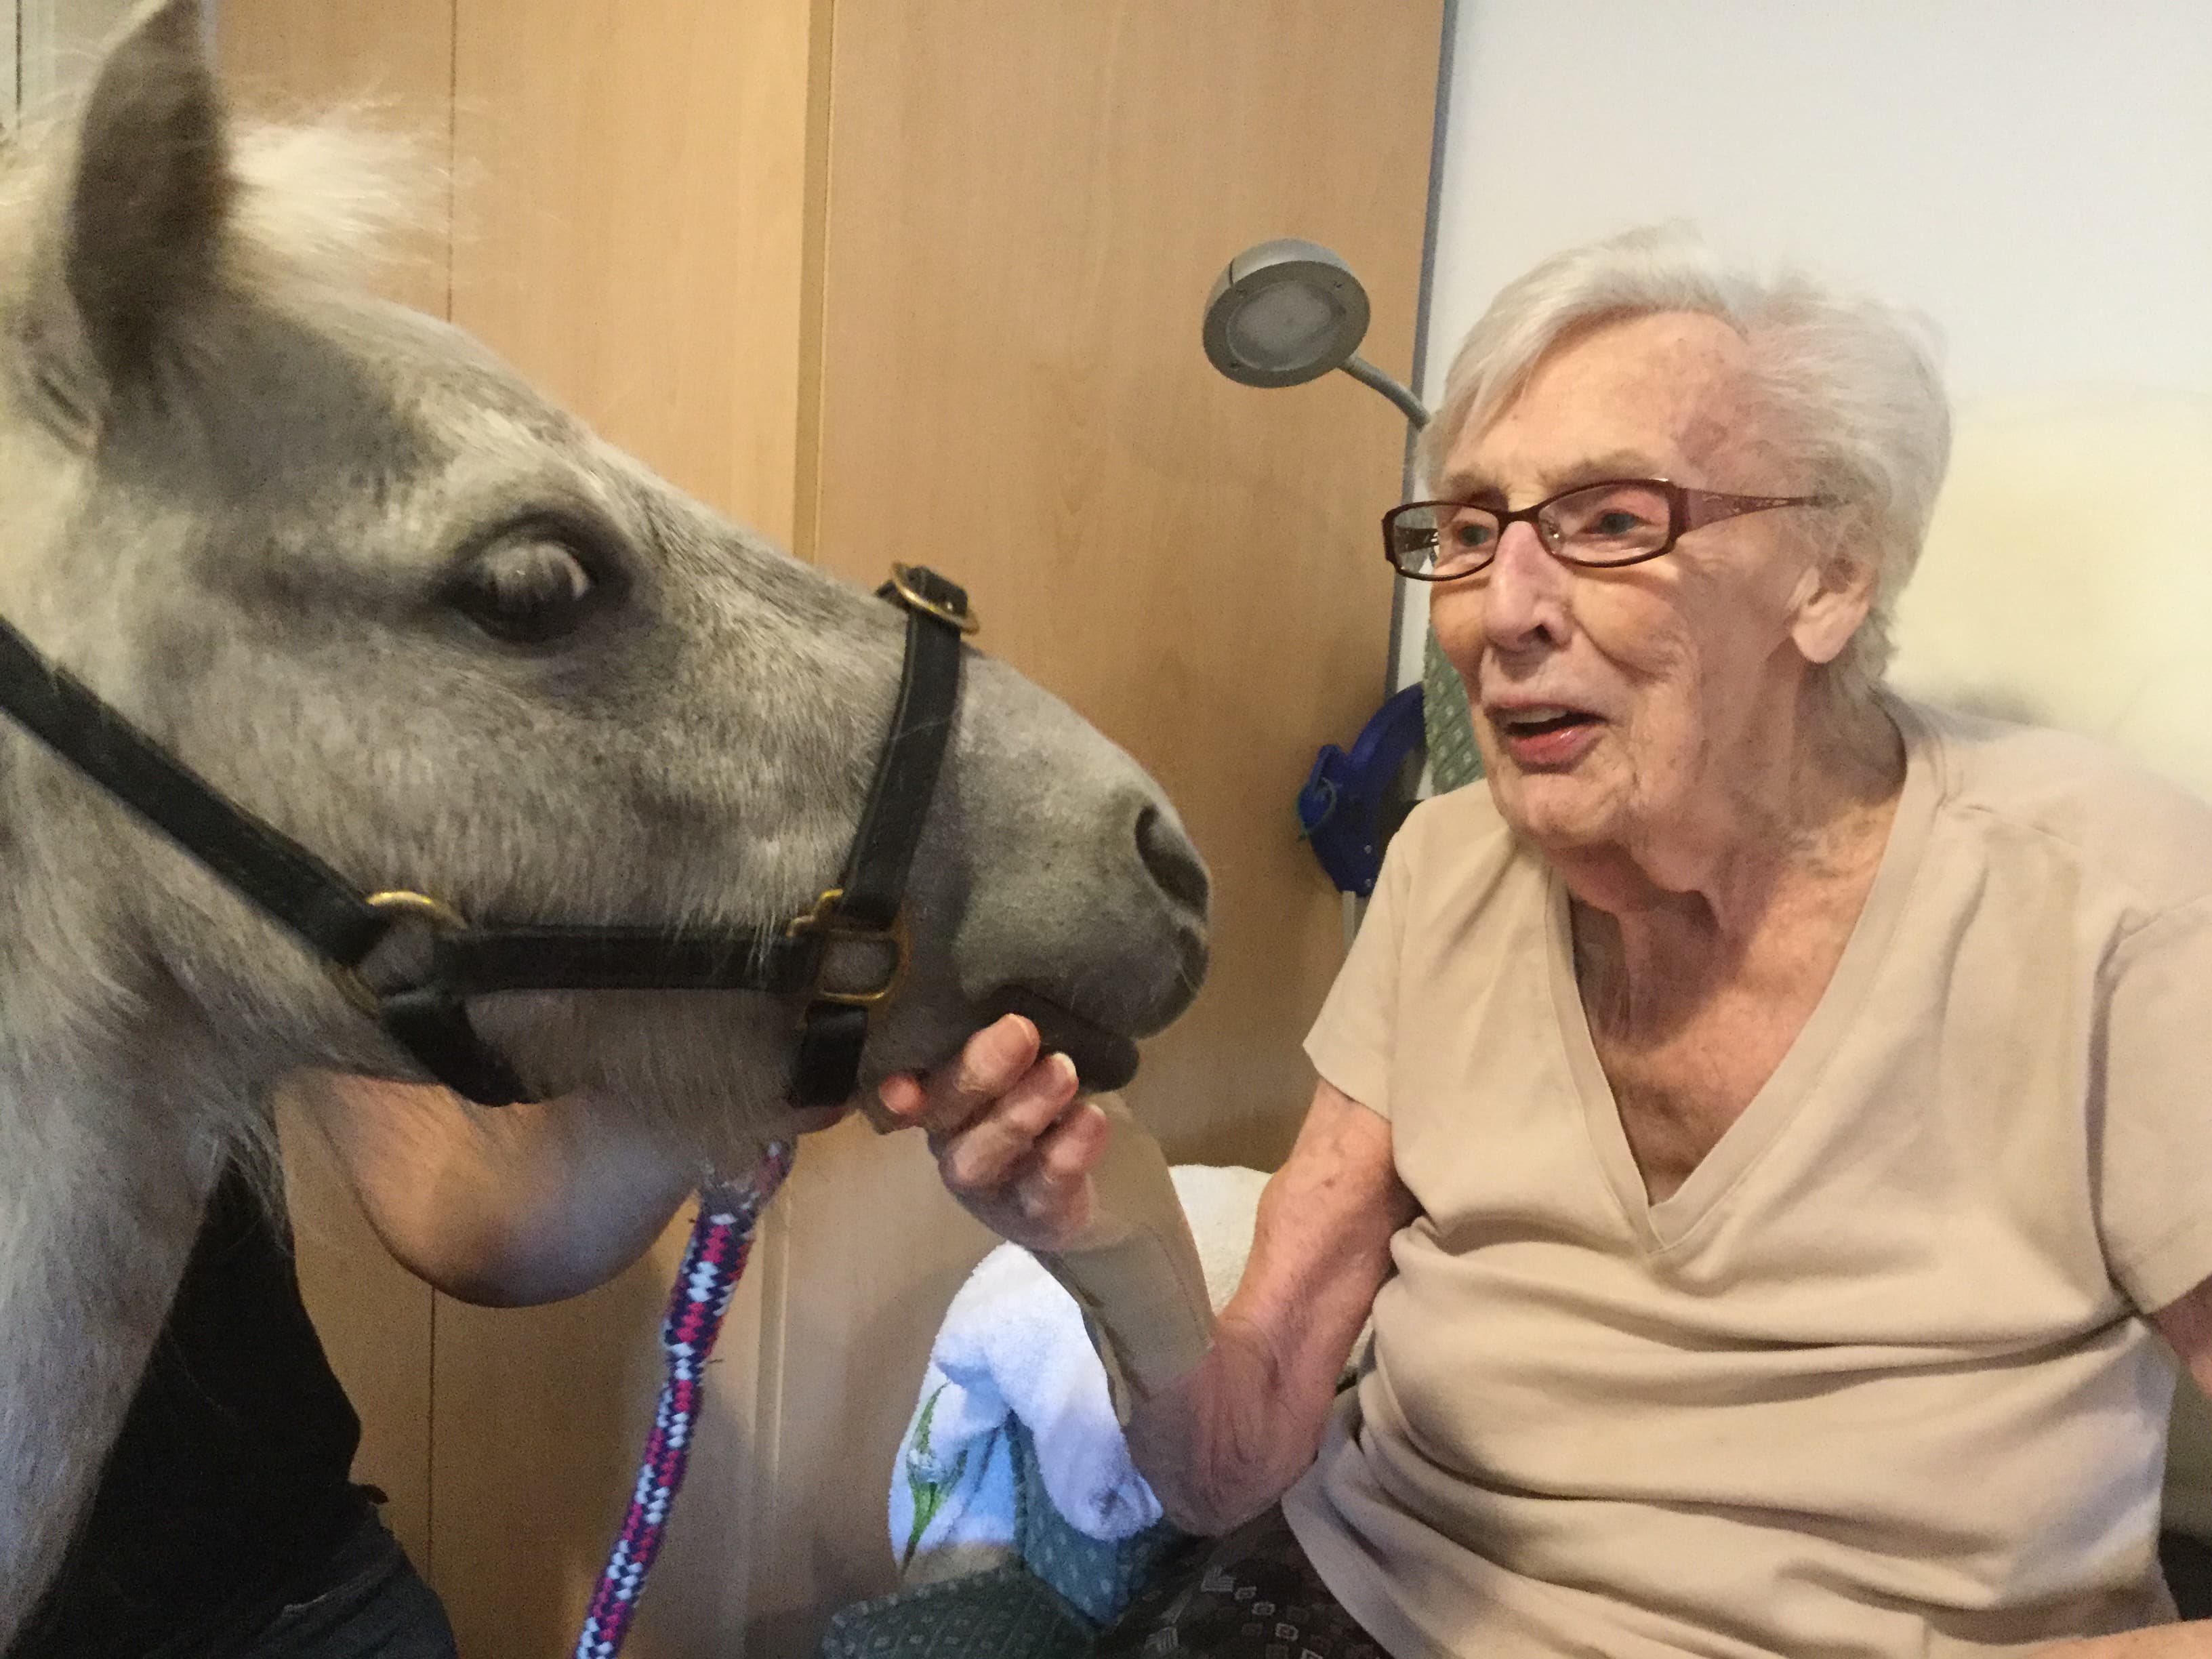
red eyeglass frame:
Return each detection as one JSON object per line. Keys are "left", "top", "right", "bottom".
{"left": 1382, "top": 478, "right": 1841, "bottom": 579}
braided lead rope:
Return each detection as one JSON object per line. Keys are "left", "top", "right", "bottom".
{"left": 574, "top": 1140, "right": 796, "bottom": 1659}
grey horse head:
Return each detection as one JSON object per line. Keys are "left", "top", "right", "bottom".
{"left": 0, "top": 0, "right": 1208, "bottom": 1171}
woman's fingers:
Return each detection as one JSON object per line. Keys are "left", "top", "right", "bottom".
{"left": 876, "top": 1017, "right": 1120, "bottom": 1249}
{"left": 1036, "top": 1097, "right": 1112, "bottom": 1183}
{"left": 876, "top": 1014, "right": 1039, "bottom": 1135}
{"left": 1008, "top": 1099, "right": 1111, "bottom": 1229}
{"left": 926, "top": 1015, "right": 1044, "bottom": 1138}
{"left": 876, "top": 1071, "right": 927, "bottom": 1121}
{"left": 937, "top": 1050, "right": 1080, "bottom": 1194}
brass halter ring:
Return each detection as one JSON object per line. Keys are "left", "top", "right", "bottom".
{"left": 784, "top": 887, "right": 912, "bottom": 1008}
{"left": 326, "top": 889, "right": 470, "bottom": 1015}
{"left": 886, "top": 563, "right": 980, "bottom": 635}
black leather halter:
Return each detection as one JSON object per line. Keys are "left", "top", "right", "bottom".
{"left": 0, "top": 562, "right": 977, "bottom": 1109}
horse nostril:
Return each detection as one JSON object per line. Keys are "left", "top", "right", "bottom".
{"left": 1134, "top": 804, "right": 1210, "bottom": 918}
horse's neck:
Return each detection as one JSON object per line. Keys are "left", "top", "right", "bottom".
{"left": 0, "top": 1033, "right": 234, "bottom": 1647}
{"left": 0, "top": 754, "right": 277, "bottom": 1650}
{"left": 0, "top": 810, "right": 314, "bottom": 1644}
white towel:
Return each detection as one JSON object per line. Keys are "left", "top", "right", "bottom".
{"left": 890, "top": 1164, "right": 1271, "bottom": 1580}
{"left": 889, "top": 1355, "right": 1022, "bottom": 1582}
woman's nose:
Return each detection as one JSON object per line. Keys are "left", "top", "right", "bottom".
{"left": 1479, "top": 519, "right": 1571, "bottom": 649}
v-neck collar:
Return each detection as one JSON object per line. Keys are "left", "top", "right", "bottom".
{"left": 1544, "top": 697, "right": 1942, "bottom": 1255}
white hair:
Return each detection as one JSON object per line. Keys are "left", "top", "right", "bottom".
{"left": 1420, "top": 224, "right": 1951, "bottom": 697}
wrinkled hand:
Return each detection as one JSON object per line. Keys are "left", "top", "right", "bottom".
{"left": 877, "top": 1014, "right": 1114, "bottom": 1252}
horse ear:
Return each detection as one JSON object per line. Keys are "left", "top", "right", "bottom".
{"left": 63, "top": 0, "right": 235, "bottom": 385}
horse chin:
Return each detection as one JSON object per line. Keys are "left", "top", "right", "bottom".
{"left": 784, "top": 1100, "right": 854, "bottom": 1138}
{"left": 981, "top": 985, "right": 1142, "bottom": 1092}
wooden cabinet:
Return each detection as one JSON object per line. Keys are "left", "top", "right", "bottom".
{"left": 217, "top": 3, "right": 1443, "bottom": 1653}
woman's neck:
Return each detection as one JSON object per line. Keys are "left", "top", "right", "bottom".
{"left": 1561, "top": 681, "right": 1906, "bottom": 1000}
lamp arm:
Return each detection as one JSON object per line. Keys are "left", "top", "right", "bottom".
{"left": 1338, "top": 352, "right": 1431, "bottom": 429}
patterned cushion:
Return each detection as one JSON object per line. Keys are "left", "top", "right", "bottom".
{"left": 1422, "top": 625, "right": 1483, "bottom": 794}
{"left": 1008, "top": 1419, "right": 1185, "bottom": 1626}
{"left": 814, "top": 1565, "right": 1094, "bottom": 1659}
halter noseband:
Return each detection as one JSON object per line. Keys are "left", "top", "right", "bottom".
{"left": 0, "top": 562, "right": 977, "bottom": 1109}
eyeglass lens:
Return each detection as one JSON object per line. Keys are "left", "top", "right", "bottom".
{"left": 1391, "top": 481, "right": 1674, "bottom": 576}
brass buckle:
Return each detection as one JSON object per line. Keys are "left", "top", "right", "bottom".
{"left": 327, "top": 890, "right": 469, "bottom": 1015}
{"left": 886, "top": 564, "right": 980, "bottom": 636}
{"left": 785, "top": 887, "right": 911, "bottom": 1007}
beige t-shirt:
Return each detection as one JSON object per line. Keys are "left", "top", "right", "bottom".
{"left": 1286, "top": 697, "right": 2212, "bottom": 1659}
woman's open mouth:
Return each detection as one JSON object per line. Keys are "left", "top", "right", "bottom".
{"left": 1490, "top": 704, "right": 1603, "bottom": 771}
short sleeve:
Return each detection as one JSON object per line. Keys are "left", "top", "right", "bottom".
{"left": 2096, "top": 893, "right": 2212, "bottom": 1313}
{"left": 1302, "top": 817, "right": 1418, "bottom": 1121}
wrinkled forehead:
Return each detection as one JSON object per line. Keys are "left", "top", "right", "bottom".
{"left": 1439, "top": 311, "right": 1761, "bottom": 502}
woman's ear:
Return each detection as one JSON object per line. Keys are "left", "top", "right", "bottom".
{"left": 1788, "top": 544, "right": 1879, "bottom": 669}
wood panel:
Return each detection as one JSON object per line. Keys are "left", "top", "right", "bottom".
{"left": 745, "top": 5, "right": 1446, "bottom": 1653}
{"left": 435, "top": 4, "right": 817, "bottom": 1654}
{"left": 214, "top": 0, "right": 458, "bottom": 1576}
{"left": 429, "top": 1236, "right": 770, "bottom": 1659}
{"left": 739, "top": 1121, "right": 998, "bottom": 1656}
{"left": 271, "top": 1091, "right": 439, "bottom": 1575}
{"left": 449, "top": 0, "right": 818, "bottom": 544}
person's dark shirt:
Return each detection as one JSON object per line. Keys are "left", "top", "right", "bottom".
{"left": 11, "top": 1164, "right": 373, "bottom": 1658}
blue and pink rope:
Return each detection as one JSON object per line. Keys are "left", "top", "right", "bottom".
{"left": 573, "top": 1139, "right": 796, "bottom": 1659}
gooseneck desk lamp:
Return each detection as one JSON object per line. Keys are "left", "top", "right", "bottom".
{"left": 1201, "top": 238, "right": 1440, "bottom": 912}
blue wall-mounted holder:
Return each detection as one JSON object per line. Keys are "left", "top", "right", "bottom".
{"left": 1297, "top": 682, "right": 1427, "bottom": 897}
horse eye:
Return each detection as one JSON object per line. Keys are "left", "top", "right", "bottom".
{"left": 447, "top": 539, "right": 605, "bottom": 644}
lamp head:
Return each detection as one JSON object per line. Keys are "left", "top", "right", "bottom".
{"left": 1202, "top": 238, "right": 1372, "bottom": 388}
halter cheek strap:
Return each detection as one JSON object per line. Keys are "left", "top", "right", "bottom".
{"left": 0, "top": 562, "right": 977, "bottom": 1111}
{"left": 787, "top": 563, "right": 972, "bottom": 1107}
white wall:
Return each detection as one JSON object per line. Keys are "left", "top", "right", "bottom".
{"left": 1401, "top": 0, "right": 2212, "bottom": 684}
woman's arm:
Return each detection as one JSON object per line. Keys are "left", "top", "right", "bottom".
{"left": 289, "top": 1073, "right": 699, "bottom": 1307}
{"left": 1126, "top": 1080, "right": 1410, "bottom": 1532}
{"left": 880, "top": 1015, "right": 1414, "bottom": 1534}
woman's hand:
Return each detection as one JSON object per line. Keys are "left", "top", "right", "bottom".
{"left": 876, "top": 1014, "right": 1115, "bottom": 1252}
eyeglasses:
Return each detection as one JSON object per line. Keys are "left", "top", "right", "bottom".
{"left": 1381, "top": 478, "right": 1840, "bottom": 581}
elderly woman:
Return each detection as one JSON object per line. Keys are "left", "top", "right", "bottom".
{"left": 880, "top": 228, "right": 2212, "bottom": 1658}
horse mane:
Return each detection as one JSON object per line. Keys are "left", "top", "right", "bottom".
{"left": 0, "top": 100, "right": 434, "bottom": 319}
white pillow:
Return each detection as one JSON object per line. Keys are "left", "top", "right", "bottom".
{"left": 1891, "top": 387, "right": 2212, "bottom": 801}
